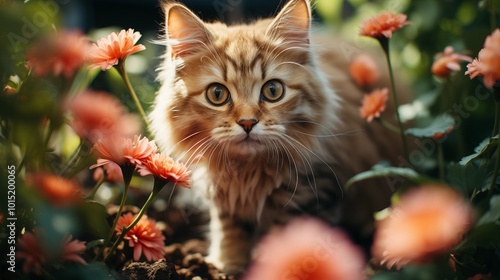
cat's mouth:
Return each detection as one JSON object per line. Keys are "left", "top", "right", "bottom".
{"left": 230, "top": 134, "right": 265, "bottom": 154}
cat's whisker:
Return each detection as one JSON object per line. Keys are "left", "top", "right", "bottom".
{"left": 282, "top": 134, "right": 343, "bottom": 198}
{"left": 283, "top": 120, "right": 337, "bottom": 136}
{"left": 275, "top": 61, "right": 310, "bottom": 72}
{"left": 274, "top": 138, "right": 300, "bottom": 206}
{"left": 278, "top": 135, "right": 319, "bottom": 207}
{"left": 180, "top": 135, "right": 212, "bottom": 164}
{"left": 169, "top": 129, "right": 210, "bottom": 155}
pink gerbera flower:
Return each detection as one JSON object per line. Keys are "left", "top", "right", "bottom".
{"left": 360, "top": 12, "right": 410, "bottom": 39}
{"left": 115, "top": 213, "right": 165, "bottom": 261}
{"left": 91, "top": 135, "right": 158, "bottom": 168}
{"left": 67, "top": 90, "right": 140, "bottom": 142}
{"left": 372, "top": 185, "right": 474, "bottom": 269}
{"left": 245, "top": 218, "right": 365, "bottom": 280}
{"left": 349, "top": 53, "right": 381, "bottom": 87}
{"left": 478, "top": 29, "right": 500, "bottom": 88}
{"left": 87, "top": 28, "right": 146, "bottom": 71}
{"left": 28, "top": 173, "right": 83, "bottom": 207}
{"left": 432, "top": 46, "right": 472, "bottom": 78}
{"left": 137, "top": 153, "right": 191, "bottom": 189}
{"left": 26, "top": 30, "right": 90, "bottom": 78}
{"left": 60, "top": 235, "right": 87, "bottom": 266}
{"left": 17, "top": 231, "right": 46, "bottom": 275}
{"left": 359, "top": 88, "right": 389, "bottom": 122}
{"left": 17, "top": 230, "right": 87, "bottom": 275}
{"left": 93, "top": 161, "right": 124, "bottom": 183}
{"left": 465, "top": 58, "right": 482, "bottom": 80}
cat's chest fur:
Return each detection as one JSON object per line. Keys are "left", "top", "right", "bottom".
{"left": 205, "top": 156, "right": 285, "bottom": 221}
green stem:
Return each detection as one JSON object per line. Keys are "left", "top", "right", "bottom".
{"left": 378, "top": 118, "right": 401, "bottom": 133}
{"left": 489, "top": 136, "right": 500, "bottom": 195}
{"left": 491, "top": 0, "right": 497, "bottom": 32}
{"left": 379, "top": 38, "right": 410, "bottom": 162}
{"left": 493, "top": 100, "right": 500, "bottom": 137}
{"left": 115, "top": 62, "right": 152, "bottom": 136}
{"left": 437, "top": 142, "right": 445, "bottom": 181}
{"left": 488, "top": 97, "right": 500, "bottom": 195}
{"left": 94, "top": 166, "right": 133, "bottom": 261}
{"left": 86, "top": 175, "right": 106, "bottom": 200}
{"left": 61, "top": 140, "right": 84, "bottom": 176}
{"left": 103, "top": 186, "right": 160, "bottom": 262}
{"left": 482, "top": 86, "right": 500, "bottom": 168}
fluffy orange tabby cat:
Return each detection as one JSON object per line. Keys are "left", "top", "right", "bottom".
{"left": 151, "top": 0, "right": 404, "bottom": 273}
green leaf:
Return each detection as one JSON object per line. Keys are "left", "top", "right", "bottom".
{"left": 477, "top": 195, "right": 500, "bottom": 226}
{"left": 457, "top": 223, "right": 500, "bottom": 250}
{"left": 76, "top": 201, "right": 110, "bottom": 239}
{"left": 446, "top": 162, "right": 489, "bottom": 195}
{"left": 405, "top": 114, "right": 455, "bottom": 138}
{"left": 460, "top": 135, "right": 498, "bottom": 166}
{"left": 345, "top": 164, "right": 420, "bottom": 189}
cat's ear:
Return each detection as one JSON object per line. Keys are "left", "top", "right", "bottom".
{"left": 266, "top": 0, "right": 311, "bottom": 45}
{"left": 164, "top": 3, "right": 212, "bottom": 57}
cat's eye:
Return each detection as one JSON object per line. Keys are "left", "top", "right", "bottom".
{"left": 261, "top": 79, "right": 285, "bottom": 102}
{"left": 206, "top": 83, "right": 230, "bottom": 106}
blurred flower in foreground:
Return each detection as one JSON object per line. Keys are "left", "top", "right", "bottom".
{"left": 432, "top": 46, "right": 472, "bottom": 78}
{"left": 349, "top": 53, "right": 381, "bottom": 87}
{"left": 87, "top": 28, "right": 146, "bottom": 71}
{"left": 137, "top": 153, "right": 191, "bottom": 189}
{"left": 359, "top": 88, "right": 389, "bottom": 122}
{"left": 26, "top": 30, "right": 90, "bottom": 78}
{"left": 67, "top": 90, "right": 140, "bottom": 142}
{"left": 17, "top": 231, "right": 45, "bottom": 275}
{"left": 372, "top": 185, "right": 474, "bottom": 269}
{"left": 115, "top": 213, "right": 165, "bottom": 261}
{"left": 28, "top": 173, "right": 83, "bottom": 206}
{"left": 360, "top": 12, "right": 410, "bottom": 39}
{"left": 477, "top": 29, "right": 500, "bottom": 88}
{"left": 245, "top": 218, "right": 365, "bottom": 280}
{"left": 60, "top": 235, "right": 87, "bottom": 266}
{"left": 17, "top": 230, "right": 87, "bottom": 275}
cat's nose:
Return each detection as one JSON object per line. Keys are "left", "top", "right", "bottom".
{"left": 238, "top": 119, "right": 258, "bottom": 133}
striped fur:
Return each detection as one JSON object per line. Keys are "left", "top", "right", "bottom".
{"left": 150, "top": 0, "right": 404, "bottom": 273}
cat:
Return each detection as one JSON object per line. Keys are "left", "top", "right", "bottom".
{"left": 150, "top": 0, "right": 406, "bottom": 274}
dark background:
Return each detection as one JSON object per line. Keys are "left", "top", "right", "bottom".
{"left": 61, "top": 0, "right": 287, "bottom": 33}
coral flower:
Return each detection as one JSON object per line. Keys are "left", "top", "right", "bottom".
{"left": 477, "top": 29, "right": 500, "bottom": 88}
{"left": 17, "top": 230, "right": 87, "bottom": 275}
{"left": 87, "top": 28, "right": 146, "bottom": 71}
{"left": 349, "top": 53, "right": 381, "bottom": 87}
{"left": 245, "top": 218, "right": 365, "bottom": 280}
{"left": 91, "top": 135, "right": 158, "bottom": 168}
{"left": 432, "top": 46, "right": 472, "bottom": 78}
{"left": 465, "top": 58, "right": 482, "bottom": 80}
{"left": 360, "top": 12, "right": 410, "bottom": 39}
{"left": 115, "top": 213, "right": 165, "bottom": 261}
{"left": 372, "top": 185, "right": 474, "bottom": 269}
{"left": 17, "top": 231, "right": 45, "bottom": 275}
{"left": 67, "top": 90, "right": 140, "bottom": 142}
{"left": 26, "top": 30, "right": 90, "bottom": 78}
{"left": 93, "top": 161, "right": 124, "bottom": 183}
{"left": 28, "top": 173, "right": 83, "bottom": 206}
{"left": 137, "top": 153, "right": 191, "bottom": 189}
{"left": 359, "top": 88, "right": 389, "bottom": 122}
{"left": 60, "top": 235, "right": 87, "bottom": 266}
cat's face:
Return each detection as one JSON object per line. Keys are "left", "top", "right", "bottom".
{"left": 160, "top": 0, "right": 330, "bottom": 162}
